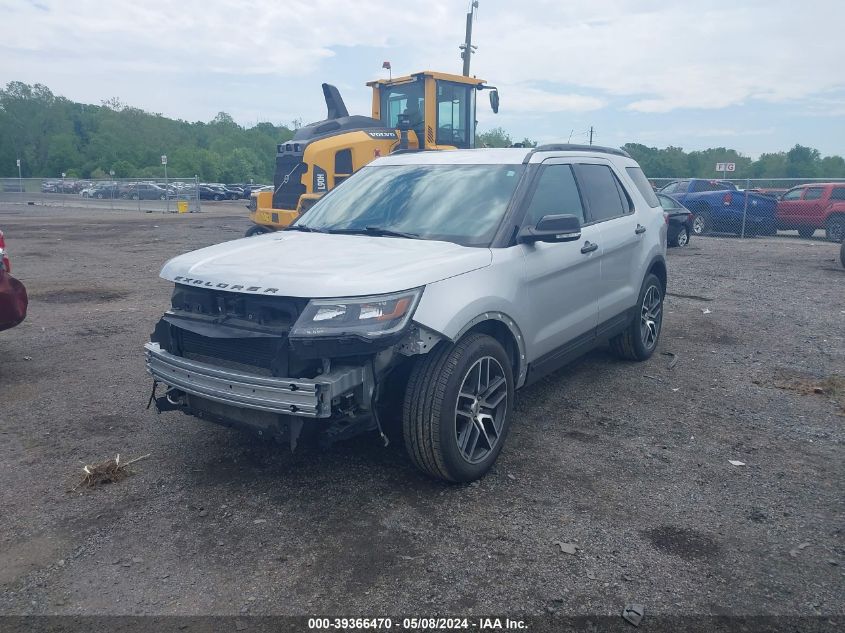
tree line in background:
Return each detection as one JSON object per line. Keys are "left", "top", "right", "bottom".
{"left": 0, "top": 82, "right": 294, "bottom": 182}
{"left": 1, "top": 82, "right": 843, "bottom": 181}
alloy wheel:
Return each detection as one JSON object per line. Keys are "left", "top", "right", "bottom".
{"left": 454, "top": 356, "right": 508, "bottom": 464}
{"left": 640, "top": 285, "right": 662, "bottom": 350}
{"left": 676, "top": 229, "right": 689, "bottom": 247}
{"left": 692, "top": 216, "right": 705, "bottom": 235}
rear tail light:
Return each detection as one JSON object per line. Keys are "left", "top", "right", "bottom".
{"left": 688, "top": 213, "right": 694, "bottom": 222}
{"left": 663, "top": 212, "right": 669, "bottom": 225}
{"left": 0, "top": 230, "right": 8, "bottom": 273}
{"left": 723, "top": 192, "right": 732, "bottom": 206}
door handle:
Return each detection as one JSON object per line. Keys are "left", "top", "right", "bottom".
{"left": 580, "top": 241, "right": 598, "bottom": 254}
{"left": 635, "top": 224, "right": 647, "bottom": 234}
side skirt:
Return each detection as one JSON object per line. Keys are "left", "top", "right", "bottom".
{"left": 523, "top": 307, "right": 635, "bottom": 386}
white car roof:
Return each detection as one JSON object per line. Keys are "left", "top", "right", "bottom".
{"left": 371, "top": 146, "right": 637, "bottom": 167}
{"left": 374, "top": 148, "right": 532, "bottom": 166}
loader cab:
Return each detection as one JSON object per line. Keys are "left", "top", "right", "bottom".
{"left": 368, "top": 71, "right": 489, "bottom": 150}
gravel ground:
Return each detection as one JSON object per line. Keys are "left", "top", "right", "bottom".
{"left": 0, "top": 204, "right": 842, "bottom": 619}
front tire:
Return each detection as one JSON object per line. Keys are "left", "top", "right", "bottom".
{"left": 826, "top": 215, "right": 845, "bottom": 243}
{"left": 691, "top": 210, "right": 711, "bottom": 236}
{"left": 402, "top": 333, "right": 514, "bottom": 483}
{"left": 610, "top": 273, "right": 664, "bottom": 362}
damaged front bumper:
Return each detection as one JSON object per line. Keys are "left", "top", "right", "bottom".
{"left": 144, "top": 342, "right": 366, "bottom": 418}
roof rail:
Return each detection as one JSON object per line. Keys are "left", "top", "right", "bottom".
{"left": 531, "top": 144, "right": 631, "bottom": 158}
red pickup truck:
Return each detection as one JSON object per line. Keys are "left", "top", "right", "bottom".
{"left": 0, "top": 229, "right": 28, "bottom": 331}
{"left": 775, "top": 183, "right": 845, "bottom": 241}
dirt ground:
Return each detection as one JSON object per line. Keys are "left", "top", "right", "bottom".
{"left": 0, "top": 203, "right": 842, "bottom": 619}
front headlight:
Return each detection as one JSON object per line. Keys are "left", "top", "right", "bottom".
{"left": 290, "top": 288, "right": 423, "bottom": 339}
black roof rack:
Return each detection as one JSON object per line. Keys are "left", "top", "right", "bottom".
{"left": 530, "top": 144, "right": 631, "bottom": 158}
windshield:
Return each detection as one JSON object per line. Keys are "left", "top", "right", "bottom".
{"left": 295, "top": 164, "right": 524, "bottom": 247}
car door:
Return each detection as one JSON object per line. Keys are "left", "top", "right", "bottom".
{"left": 573, "top": 161, "right": 644, "bottom": 326}
{"left": 802, "top": 186, "right": 826, "bottom": 226}
{"left": 777, "top": 187, "right": 806, "bottom": 226}
{"left": 518, "top": 161, "right": 600, "bottom": 361}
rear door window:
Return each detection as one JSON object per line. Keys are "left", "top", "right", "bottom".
{"left": 524, "top": 165, "right": 585, "bottom": 225}
{"left": 575, "top": 164, "right": 628, "bottom": 223}
{"left": 830, "top": 187, "right": 845, "bottom": 201}
{"left": 804, "top": 187, "right": 824, "bottom": 200}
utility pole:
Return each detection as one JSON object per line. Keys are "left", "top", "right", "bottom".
{"left": 589, "top": 126, "right": 595, "bottom": 145}
{"left": 460, "top": 1, "right": 479, "bottom": 76}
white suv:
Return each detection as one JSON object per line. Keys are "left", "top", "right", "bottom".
{"left": 145, "top": 145, "right": 667, "bottom": 482}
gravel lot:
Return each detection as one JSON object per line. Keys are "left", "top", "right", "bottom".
{"left": 0, "top": 204, "right": 842, "bottom": 620}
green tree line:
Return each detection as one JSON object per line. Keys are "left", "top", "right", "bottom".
{"left": 621, "top": 143, "right": 845, "bottom": 179}
{"left": 2, "top": 82, "right": 843, "bottom": 181}
{"left": 0, "top": 82, "right": 294, "bottom": 182}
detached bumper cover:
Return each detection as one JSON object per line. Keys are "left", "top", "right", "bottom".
{"left": 144, "top": 342, "right": 364, "bottom": 418}
{"left": 0, "top": 271, "right": 27, "bottom": 332}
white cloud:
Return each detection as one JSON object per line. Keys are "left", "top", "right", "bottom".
{"left": 1, "top": 0, "right": 843, "bottom": 124}
{"left": 497, "top": 87, "right": 605, "bottom": 113}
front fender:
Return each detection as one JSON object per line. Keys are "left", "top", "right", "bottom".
{"left": 412, "top": 250, "right": 529, "bottom": 386}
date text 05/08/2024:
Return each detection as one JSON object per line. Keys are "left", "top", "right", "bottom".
{"left": 307, "top": 618, "right": 528, "bottom": 630}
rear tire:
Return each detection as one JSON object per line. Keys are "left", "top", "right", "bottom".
{"left": 244, "top": 225, "right": 271, "bottom": 237}
{"left": 402, "top": 333, "right": 514, "bottom": 483}
{"left": 798, "top": 227, "right": 815, "bottom": 239}
{"left": 825, "top": 215, "right": 845, "bottom": 243}
{"left": 610, "top": 273, "right": 664, "bottom": 362}
{"left": 673, "top": 228, "right": 690, "bottom": 248}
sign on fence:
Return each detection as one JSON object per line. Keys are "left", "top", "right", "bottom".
{"left": 716, "top": 162, "right": 736, "bottom": 172}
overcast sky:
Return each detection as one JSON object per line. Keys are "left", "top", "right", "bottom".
{"left": 2, "top": 0, "right": 844, "bottom": 157}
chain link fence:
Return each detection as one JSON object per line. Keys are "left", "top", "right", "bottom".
{"left": 650, "top": 177, "right": 845, "bottom": 242}
{"left": 0, "top": 177, "right": 209, "bottom": 213}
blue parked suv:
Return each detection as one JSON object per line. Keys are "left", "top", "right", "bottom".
{"left": 660, "top": 179, "right": 777, "bottom": 236}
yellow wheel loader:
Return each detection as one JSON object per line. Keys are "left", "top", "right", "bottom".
{"left": 245, "top": 70, "right": 500, "bottom": 236}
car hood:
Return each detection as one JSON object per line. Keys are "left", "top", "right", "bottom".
{"left": 160, "top": 231, "right": 492, "bottom": 298}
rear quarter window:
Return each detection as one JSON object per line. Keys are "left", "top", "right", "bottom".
{"left": 625, "top": 166, "right": 660, "bottom": 207}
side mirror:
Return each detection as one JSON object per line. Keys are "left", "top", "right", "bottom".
{"left": 518, "top": 214, "right": 581, "bottom": 244}
{"left": 489, "top": 89, "right": 500, "bottom": 114}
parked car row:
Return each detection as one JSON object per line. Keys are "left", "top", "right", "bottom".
{"left": 34, "top": 179, "right": 270, "bottom": 201}
{"left": 658, "top": 179, "right": 845, "bottom": 241}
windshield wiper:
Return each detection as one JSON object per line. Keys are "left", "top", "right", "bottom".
{"left": 327, "top": 226, "right": 420, "bottom": 239}
{"left": 284, "top": 225, "right": 325, "bottom": 233}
